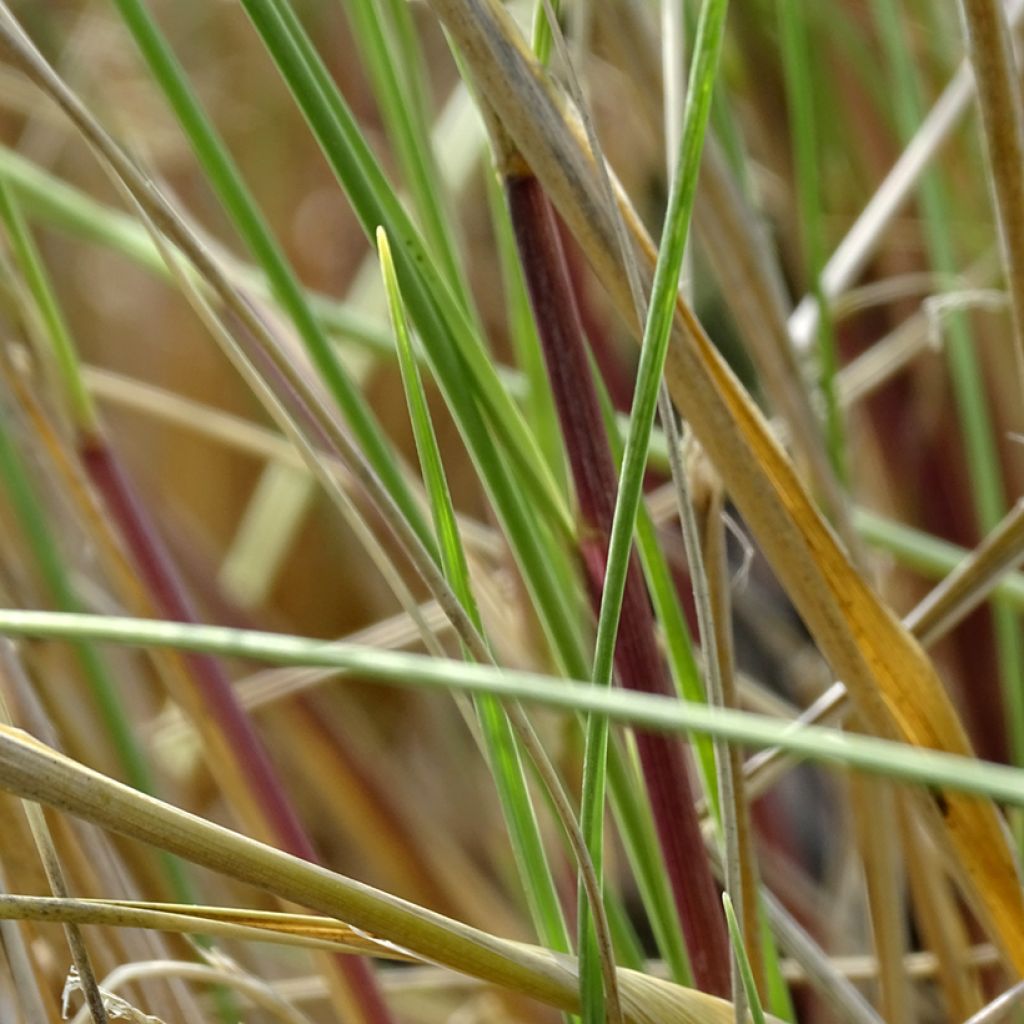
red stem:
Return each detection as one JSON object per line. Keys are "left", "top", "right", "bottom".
{"left": 505, "top": 171, "right": 730, "bottom": 996}
{"left": 80, "top": 435, "right": 393, "bottom": 1024}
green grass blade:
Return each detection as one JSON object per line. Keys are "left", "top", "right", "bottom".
{"left": 7, "top": 610, "right": 1024, "bottom": 805}
{"left": 378, "top": 226, "right": 569, "bottom": 951}
{"left": 344, "top": 0, "right": 473, "bottom": 312}
{"left": 241, "top": 0, "right": 572, "bottom": 540}
{"left": 723, "top": 894, "right": 767, "bottom": 1024}
{"left": 240, "top": 0, "right": 590, "bottom": 684}
{"left": 377, "top": 228, "right": 480, "bottom": 628}
{"left": 0, "top": 182, "right": 96, "bottom": 432}
{"left": 531, "top": 0, "right": 563, "bottom": 66}
{"left": 592, "top": 0, "right": 728, "bottom": 689}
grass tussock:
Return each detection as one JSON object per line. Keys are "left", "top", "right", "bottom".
{"left": 1, "top": 1, "right": 1024, "bottom": 1023}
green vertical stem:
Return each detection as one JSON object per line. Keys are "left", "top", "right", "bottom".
{"left": 376, "top": 228, "right": 572, "bottom": 958}
{"left": 342, "top": 0, "right": 474, "bottom": 311}
{"left": 777, "top": 0, "right": 847, "bottom": 483}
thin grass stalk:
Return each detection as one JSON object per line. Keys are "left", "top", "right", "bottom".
{"left": 590, "top": 361, "right": 720, "bottom": 821}
{"left": 723, "top": 894, "right": 766, "bottom": 1024}
{"left": 531, "top": 0, "right": 562, "bottom": 65}
{"left": 0, "top": 687, "right": 108, "bottom": 1024}
{"left": 954, "top": 0, "right": 1024, "bottom": 395}
{"left": 665, "top": 429, "right": 744, "bottom": 1020}
{"left": 0, "top": 895, "right": 414, "bottom": 956}
{"left": 849, "top": 775, "right": 911, "bottom": 1024}
{"left": 776, "top": 0, "right": 846, "bottom": 482}
{"left": 588, "top": 361, "right": 745, "bottom": 996}
{"left": 501, "top": 154, "right": 727, "bottom": 1000}
{"left": 661, "top": 0, "right": 693, "bottom": 309}
{"left": 689, "top": 452, "right": 764, "bottom": 1000}
{"left": 0, "top": 914, "right": 51, "bottom": 1024}
{"left": 10, "top": 611, "right": 1024, "bottom": 806}
{"left": 376, "top": 229, "right": 588, "bottom": 968}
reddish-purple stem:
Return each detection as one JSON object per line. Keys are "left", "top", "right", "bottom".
{"left": 556, "top": 217, "right": 636, "bottom": 413}
{"left": 506, "top": 171, "right": 731, "bottom": 996}
{"left": 80, "top": 435, "right": 393, "bottom": 1024}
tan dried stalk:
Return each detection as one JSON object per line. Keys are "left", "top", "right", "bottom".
{"left": 956, "top": 0, "right": 1024, "bottom": 400}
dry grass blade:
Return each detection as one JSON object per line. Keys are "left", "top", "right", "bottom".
{"left": 0, "top": 723, "right": 768, "bottom": 1024}
{"left": 955, "top": 0, "right": 1024, "bottom": 396}
{"left": 0, "top": 896, "right": 413, "bottom": 958}
{"left": 66, "top": 961, "right": 316, "bottom": 1024}
{"left": 424, "top": 0, "right": 1024, "bottom": 970}
{"left": 689, "top": 452, "right": 763, "bottom": 998}
{"left": 909, "top": 498, "right": 1024, "bottom": 645}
